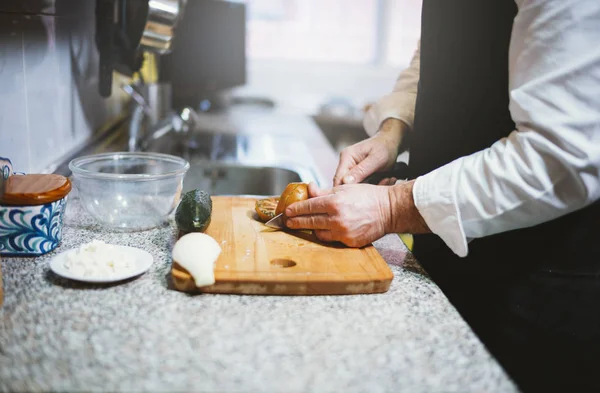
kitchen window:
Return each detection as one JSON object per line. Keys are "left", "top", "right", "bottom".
{"left": 236, "top": 0, "right": 423, "bottom": 114}
{"left": 247, "top": 0, "right": 379, "bottom": 64}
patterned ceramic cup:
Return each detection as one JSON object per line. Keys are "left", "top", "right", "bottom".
{"left": 0, "top": 159, "right": 69, "bottom": 257}
{"left": 0, "top": 198, "right": 69, "bottom": 256}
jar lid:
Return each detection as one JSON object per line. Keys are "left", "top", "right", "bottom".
{"left": 0, "top": 174, "right": 71, "bottom": 206}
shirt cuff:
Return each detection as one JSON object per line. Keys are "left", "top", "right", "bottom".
{"left": 412, "top": 161, "right": 469, "bottom": 257}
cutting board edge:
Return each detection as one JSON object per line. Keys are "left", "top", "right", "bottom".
{"left": 171, "top": 264, "right": 393, "bottom": 295}
{"left": 211, "top": 265, "right": 394, "bottom": 281}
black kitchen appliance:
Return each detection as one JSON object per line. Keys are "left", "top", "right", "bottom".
{"left": 158, "top": 0, "right": 247, "bottom": 111}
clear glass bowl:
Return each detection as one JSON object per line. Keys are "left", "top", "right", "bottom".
{"left": 69, "top": 152, "right": 190, "bottom": 231}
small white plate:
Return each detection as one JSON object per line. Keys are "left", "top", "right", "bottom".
{"left": 49, "top": 245, "right": 154, "bottom": 283}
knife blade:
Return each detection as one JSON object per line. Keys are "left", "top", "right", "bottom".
{"left": 265, "top": 213, "right": 285, "bottom": 229}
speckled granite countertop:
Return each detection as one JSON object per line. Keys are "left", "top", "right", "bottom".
{"left": 0, "top": 111, "right": 518, "bottom": 392}
{"left": 0, "top": 193, "right": 518, "bottom": 393}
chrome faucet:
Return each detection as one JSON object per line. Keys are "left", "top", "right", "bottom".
{"left": 122, "top": 83, "right": 200, "bottom": 152}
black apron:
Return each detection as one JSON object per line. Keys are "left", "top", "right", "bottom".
{"left": 409, "top": 1, "right": 600, "bottom": 392}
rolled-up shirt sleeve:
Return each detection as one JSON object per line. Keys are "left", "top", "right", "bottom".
{"left": 363, "top": 41, "right": 421, "bottom": 137}
{"left": 413, "top": 0, "right": 600, "bottom": 257}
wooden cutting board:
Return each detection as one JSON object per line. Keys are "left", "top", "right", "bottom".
{"left": 171, "top": 196, "right": 394, "bottom": 295}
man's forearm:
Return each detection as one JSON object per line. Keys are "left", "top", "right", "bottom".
{"left": 386, "top": 180, "right": 431, "bottom": 235}
{"left": 378, "top": 117, "right": 409, "bottom": 136}
{"left": 375, "top": 118, "right": 410, "bottom": 153}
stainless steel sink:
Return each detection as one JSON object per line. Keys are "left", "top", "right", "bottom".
{"left": 142, "top": 129, "right": 323, "bottom": 196}
{"left": 51, "top": 122, "right": 323, "bottom": 196}
{"left": 182, "top": 161, "right": 318, "bottom": 196}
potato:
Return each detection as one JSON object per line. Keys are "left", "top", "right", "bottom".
{"left": 275, "top": 183, "right": 309, "bottom": 217}
{"left": 255, "top": 197, "right": 279, "bottom": 222}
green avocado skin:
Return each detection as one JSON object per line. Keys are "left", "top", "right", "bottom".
{"left": 175, "top": 189, "right": 213, "bottom": 233}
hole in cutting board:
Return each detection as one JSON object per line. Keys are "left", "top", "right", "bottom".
{"left": 270, "top": 258, "right": 297, "bottom": 268}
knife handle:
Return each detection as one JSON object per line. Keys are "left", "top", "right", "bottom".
{"left": 362, "top": 162, "right": 409, "bottom": 185}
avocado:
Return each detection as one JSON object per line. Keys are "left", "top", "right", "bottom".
{"left": 175, "top": 189, "right": 213, "bottom": 234}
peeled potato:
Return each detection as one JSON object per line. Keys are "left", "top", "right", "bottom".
{"left": 255, "top": 197, "right": 279, "bottom": 222}
{"left": 276, "top": 182, "right": 309, "bottom": 216}
{"left": 254, "top": 183, "right": 309, "bottom": 224}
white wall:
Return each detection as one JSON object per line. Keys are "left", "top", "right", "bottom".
{"left": 0, "top": 2, "right": 124, "bottom": 174}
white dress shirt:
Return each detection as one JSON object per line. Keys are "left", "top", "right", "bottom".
{"left": 364, "top": 0, "right": 600, "bottom": 257}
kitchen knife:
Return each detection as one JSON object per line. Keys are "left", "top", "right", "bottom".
{"left": 265, "top": 213, "right": 285, "bottom": 229}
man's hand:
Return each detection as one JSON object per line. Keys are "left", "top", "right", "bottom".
{"left": 333, "top": 118, "right": 407, "bottom": 186}
{"left": 285, "top": 182, "right": 393, "bottom": 248}
{"left": 286, "top": 181, "right": 431, "bottom": 248}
